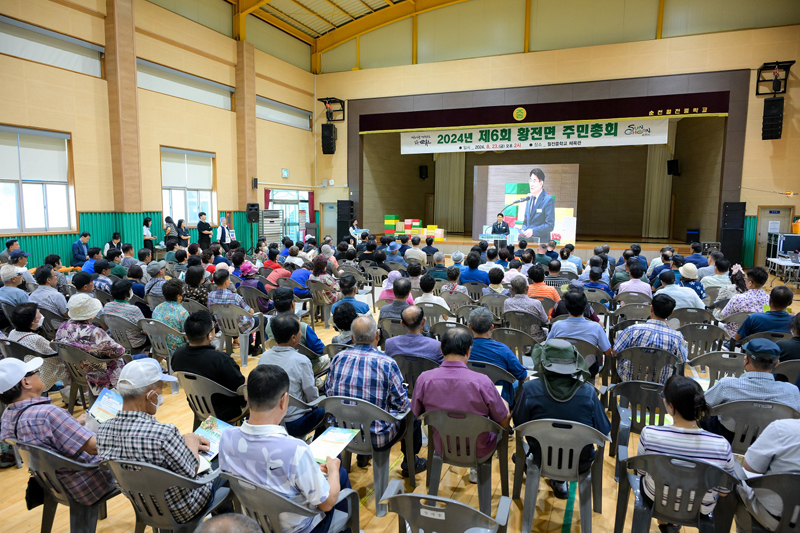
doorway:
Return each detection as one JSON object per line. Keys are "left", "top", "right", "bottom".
{"left": 320, "top": 203, "right": 337, "bottom": 242}
{"left": 269, "top": 190, "right": 309, "bottom": 244}
{"left": 755, "top": 205, "right": 794, "bottom": 266}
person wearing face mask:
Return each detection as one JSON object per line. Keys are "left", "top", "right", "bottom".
{"left": 8, "top": 303, "right": 67, "bottom": 392}
{"left": 97, "top": 358, "right": 230, "bottom": 524}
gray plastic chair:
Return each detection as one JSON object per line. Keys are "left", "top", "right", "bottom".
{"left": 103, "top": 459, "right": 231, "bottom": 533}
{"left": 607, "top": 318, "right": 648, "bottom": 345}
{"left": 502, "top": 309, "right": 546, "bottom": 333}
{"left": 490, "top": 327, "right": 538, "bottom": 369}
{"left": 38, "top": 307, "right": 67, "bottom": 340}
{"left": 703, "top": 285, "right": 721, "bottom": 305}
{"left": 678, "top": 323, "right": 728, "bottom": 362}
{"left": 392, "top": 353, "right": 440, "bottom": 399}
{"left": 50, "top": 342, "right": 104, "bottom": 413}
{"left": 614, "top": 454, "right": 738, "bottom": 533}
{"left": 374, "top": 298, "right": 393, "bottom": 310}
{"left": 0, "top": 339, "right": 40, "bottom": 361}
{"left": 180, "top": 298, "right": 210, "bottom": 315}
{"left": 614, "top": 346, "right": 681, "bottom": 384}
{"left": 669, "top": 307, "right": 715, "bottom": 328}
{"left": 138, "top": 318, "right": 185, "bottom": 394}
{"left": 307, "top": 280, "right": 335, "bottom": 329}
{"left": 323, "top": 343, "right": 351, "bottom": 359}
{"left": 229, "top": 274, "right": 243, "bottom": 286}
{"left": 0, "top": 301, "right": 17, "bottom": 323}
{"left": 610, "top": 303, "right": 652, "bottom": 325}
{"left": 429, "top": 320, "right": 469, "bottom": 340}
{"left": 585, "top": 287, "right": 612, "bottom": 306}
{"left": 774, "top": 359, "right": 800, "bottom": 385}
{"left": 421, "top": 409, "right": 509, "bottom": 516}
{"left": 378, "top": 317, "right": 406, "bottom": 340}
{"left": 530, "top": 296, "right": 557, "bottom": 315}
{"left": 512, "top": 419, "right": 609, "bottom": 533}
{"left": 410, "top": 288, "right": 423, "bottom": 300}
{"left": 688, "top": 351, "right": 745, "bottom": 386}
{"left": 720, "top": 310, "right": 752, "bottom": 329}
{"left": 557, "top": 336, "right": 604, "bottom": 371}
{"left": 276, "top": 277, "right": 312, "bottom": 309}
{"left": 8, "top": 439, "right": 118, "bottom": 533}
{"left": 93, "top": 290, "right": 112, "bottom": 306}
{"left": 237, "top": 285, "right": 270, "bottom": 315}
{"left": 63, "top": 283, "right": 78, "bottom": 297}
{"left": 590, "top": 301, "right": 612, "bottom": 329}
{"left": 364, "top": 266, "right": 389, "bottom": 291}
{"left": 381, "top": 479, "right": 511, "bottom": 533}
{"left": 145, "top": 293, "right": 165, "bottom": 310}
{"left": 128, "top": 293, "right": 147, "bottom": 308}
{"left": 609, "top": 380, "right": 666, "bottom": 474}
{"left": 415, "top": 302, "right": 451, "bottom": 325}
{"left": 441, "top": 290, "right": 474, "bottom": 312}
{"left": 319, "top": 396, "right": 416, "bottom": 515}
{"left": 385, "top": 262, "right": 407, "bottom": 273}
{"left": 711, "top": 400, "right": 800, "bottom": 455}
{"left": 208, "top": 303, "right": 264, "bottom": 368}
{"left": 479, "top": 293, "right": 508, "bottom": 319}
{"left": 175, "top": 371, "right": 248, "bottom": 430}
{"left": 612, "top": 292, "right": 652, "bottom": 307}
{"left": 103, "top": 314, "right": 149, "bottom": 359}
{"left": 740, "top": 331, "right": 793, "bottom": 345}
{"left": 549, "top": 313, "right": 569, "bottom": 324}
{"left": 222, "top": 471, "right": 359, "bottom": 533}
{"left": 455, "top": 304, "right": 482, "bottom": 324}
{"left": 746, "top": 473, "right": 800, "bottom": 533}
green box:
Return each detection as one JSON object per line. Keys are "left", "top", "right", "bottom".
{"left": 504, "top": 182, "right": 529, "bottom": 195}
{"left": 503, "top": 205, "right": 519, "bottom": 217}
{"left": 384, "top": 215, "right": 399, "bottom": 221}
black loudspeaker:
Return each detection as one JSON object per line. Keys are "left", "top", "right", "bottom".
{"left": 322, "top": 123, "right": 337, "bottom": 154}
{"left": 721, "top": 202, "right": 746, "bottom": 229}
{"left": 419, "top": 165, "right": 428, "bottom": 180}
{"left": 337, "top": 200, "right": 353, "bottom": 221}
{"left": 686, "top": 229, "right": 700, "bottom": 244}
{"left": 246, "top": 203, "right": 260, "bottom": 223}
{"left": 667, "top": 159, "right": 680, "bottom": 176}
{"left": 252, "top": 177, "right": 258, "bottom": 190}
{"left": 762, "top": 97, "right": 784, "bottom": 140}
{"left": 337, "top": 221, "right": 351, "bottom": 241}
{"left": 721, "top": 228, "right": 744, "bottom": 265}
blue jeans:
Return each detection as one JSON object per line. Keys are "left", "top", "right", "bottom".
{"left": 310, "top": 466, "right": 352, "bottom": 533}
{"left": 285, "top": 408, "right": 325, "bottom": 439}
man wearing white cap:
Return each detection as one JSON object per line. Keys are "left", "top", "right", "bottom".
{"left": 97, "top": 359, "right": 226, "bottom": 524}
{"left": 0, "top": 357, "right": 114, "bottom": 504}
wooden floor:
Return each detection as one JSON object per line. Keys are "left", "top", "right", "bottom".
{"left": 2, "top": 275, "right": 798, "bottom": 533}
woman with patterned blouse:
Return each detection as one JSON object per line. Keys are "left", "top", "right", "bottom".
{"left": 55, "top": 293, "right": 126, "bottom": 395}
{"left": 308, "top": 254, "right": 341, "bottom": 306}
{"left": 152, "top": 279, "right": 189, "bottom": 355}
{"left": 183, "top": 266, "right": 210, "bottom": 307}
{"left": 441, "top": 265, "right": 469, "bottom": 296}
{"left": 8, "top": 303, "right": 67, "bottom": 390}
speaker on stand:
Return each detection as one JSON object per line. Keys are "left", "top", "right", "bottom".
{"left": 246, "top": 203, "right": 260, "bottom": 254}
{"left": 337, "top": 200, "right": 354, "bottom": 242}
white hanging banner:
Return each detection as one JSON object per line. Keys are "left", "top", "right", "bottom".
{"left": 400, "top": 118, "right": 669, "bottom": 154}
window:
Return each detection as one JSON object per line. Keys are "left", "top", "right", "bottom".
{"left": 0, "top": 16, "right": 103, "bottom": 77}
{"left": 138, "top": 59, "right": 233, "bottom": 110}
{"left": 161, "top": 147, "right": 216, "bottom": 226}
{"left": 256, "top": 97, "right": 312, "bottom": 130}
{"left": 0, "top": 125, "right": 74, "bottom": 232}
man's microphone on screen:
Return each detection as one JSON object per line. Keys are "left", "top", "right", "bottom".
{"left": 510, "top": 195, "right": 533, "bottom": 205}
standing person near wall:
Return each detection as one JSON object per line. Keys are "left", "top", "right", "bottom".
{"left": 164, "top": 216, "right": 179, "bottom": 248}
{"left": 217, "top": 217, "right": 232, "bottom": 253}
{"left": 197, "top": 212, "right": 212, "bottom": 250}
{"left": 142, "top": 217, "right": 156, "bottom": 252}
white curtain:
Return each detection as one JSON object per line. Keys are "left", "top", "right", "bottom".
{"left": 642, "top": 122, "right": 677, "bottom": 238}
{"left": 434, "top": 152, "right": 465, "bottom": 233}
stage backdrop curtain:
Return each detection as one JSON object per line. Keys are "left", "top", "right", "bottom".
{"left": 642, "top": 122, "right": 677, "bottom": 239}
{"left": 434, "top": 152, "right": 465, "bottom": 233}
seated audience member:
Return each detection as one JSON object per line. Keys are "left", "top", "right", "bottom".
{"left": 8, "top": 303, "right": 66, "bottom": 391}
{"left": 279, "top": 237, "right": 293, "bottom": 258}
{"left": 637, "top": 376, "right": 734, "bottom": 521}
{"left": 514, "top": 240, "right": 527, "bottom": 258}
{"left": 97, "top": 359, "right": 220, "bottom": 524}
{"left": 80, "top": 247, "right": 102, "bottom": 275}
{"left": 220, "top": 365, "right": 352, "bottom": 532}
{"left": 30, "top": 265, "right": 68, "bottom": 317}
{"left": 337, "top": 248, "right": 358, "bottom": 271}
{"left": 563, "top": 243, "right": 584, "bottom": 273}
{"left": 163, "top": 240, "right": 178, "bottom": 263}
{"left": 534, "top": 244, "right": 551, "bottom": 266}
{"left": 0, "top": 238, "right": 19, "bottom": 263}
{"left": 504, "top": 276, "right": 548, "bottom": 342}
{"left": 44, "top": 254, "right": 69, "bottom": 291}
{"left": 326, "top": 316, "right": 425, "bottom": 475}
{"left": 211, "top": 243, "right": 230, "bottom": 266}
{"left": 451, "top": 250, "right": 466, "bottom": 271}
{"left": 265, "top": 289, "right": 327, "bottom": 375}
{"left": 778, "top": 314, "right": 800, "bottom": 362}
{"left": 72, "top": 271, "right": 95, "bottom": 296}
{"left": 735, "top": 417, "right": 800, "bottom": 532}
{"left": 380, "top": 277, "right": 429, "bottom": 335}
{"left": 152, "top": 279, "right": 189, "bottom": 354}
{"left": 551, "top": 282, "right": 601, "bottom": 323}
{"left": 478, "top": 247, "right": 500, "bottom": 272}
{"left": 385, "top": 242, "right": 409, "bottom": 267}
{"left": 397, "top": 235, "right": 412, "bottom": 258}
{"left": 483, "top": 267, "right": 510, "bottom": 295}
{"left": 187, "top": 242, "right": 201, "bottom": 258}
{"left": 610, "top": 253, "right": 633, "bottom": 289}
{"left": 545, "top": 240, "right": 559, "bottom": 261}
{"left": 579, "top": 255, "right": 611, "bottom": 285}
{"left": 378, "top": 271, "right": 414, "bottom": 305}
{"left": 0, "top": 264, "right": 29, "bottom": 307}
{"left": 226, "top": 241, "right": 243, "bottom": 262}
{"left": 648, "top": 249, "right": 673, "bottom": 282}
{"left": 415, "top": 274, "right": 448, "bottom": 309}
{"left": 558, "top": 248, "right": 579, "bottom": 275}
{"left": 208, "top": 269, "right": 261, "bottom": 352}
{"left": 442, "top": 265, "right": 469, "bottom": 296}
{"left": 106, "top": 249, "right": 128, "bottom": 278}
{"left": 331, "top": 274, "right": 370, "bottom": 315}
{"left": 583, "top": 267, "right": 614, "bottom": 300}
{"left": 238, "top": 262, "right": 272, "bottom": 314}
{"left": 526, "top": 264, "right": 561, "bottom": 303}
{"left": 697, "top": 250, "right": 723, "bottom": 280}
{"left": 412, "top": 327, "right": 509, "bottom": 484}
{"left": 0, "top": 357, "right": 114, "bottom": 505}
{"left": 104, "top": 280, "right": 148, "bottom": 350}
{"left": 478, "top": 240, "right": 490, "bottom": 263}
{"left": 468, "top": 307, "right": 528, "bottom": 404}
{"left": 230, "top": 252, "right": 245, "bottom": 279}
{"left": 384, "top": 305, "right": 443, "bottom": 364}
{"left": 260, "top": 315, "right": 321, "bottom": 438}
{"left": 120, "top": 244, "right": 137, "bottom": 268}
{"left": 406, "top": 262, "right": 423, "bottom": 290}
{"left": 265, "top": 251, "right": 292, "bottom": 288}
{"left": 196, "top": 514, "right": 261, "bottom": 532}
{"left": 427, "top": 252, "right": 447, "bottom": 280}
{"left": 735, "top": 285, "right": 794, "bottom": 341}
{"left": 685, "top": 242, "right": 709, "bottom": 268}
{"left": 652, "top": 254, "right": 686, "bottom": 289}
{"left": 716, "top": 263, "right": 747, "bottom": 305}
{"left": 546, "top": 291, "right": 611, "bottom": 375}
{"left": 503, "top": 259, "right": 525, "bottom": 283}
{"left": 496, "top": 248, "right": 510, "bottom": 268}
{"left": 617, "top": 262, "right": 651, "bottom": 299}
{"left": 657, "top": 270, "right": 705, "bottom": 310}
{"left": 172, "top": 311, "right": 246, "bottom": 423}
{"left": 460, "top": 251, "right": 491, "bottom": 285}
{"left": 72, "top": 234, "right": 91, "bottom": 268}
{"left": 289, "top": 261, "right": 313, "bottom": 298}
{"left": 9, "top": 249, "right": 35, "bottom": 288}
{"left": 358, "top": 240, "right": 378, "bottom": 264}
{"left": 613, "top": 293, "right": 688, "bottom": 384}
{"left": 701, "top": 258, "right": 732, "bottom": 291}
{"left": 544, "top": 260, "right": 570, "bottom": 289}
{"left": 331, "top": 302, "right": 357, "bottom": 345}
{"left": 55, "top": 293, "right": 126, "bottom": 394}
{"left": 261, "top": 246, "right": 283, "bottom": 271}
{"left": 612, "top": 249, "right": 634, "bottom": 274}
{"left": 404, "top": 236, "right": 427, "bottom": 264}
{"left": 677, "top": 263, "right": 707, "bottom": 301}
{"left": 136, "top": 248, "right": 153, "bottom": 283}
{"left": 182, "top": 266, "right": 210, "bottom": 307}
{"left": 173, "top": 250, "right": 189, "bottom": 276}
{"left": 93, "top": 259, "right": 113, "bottom": 293}
{"left": 702, "top": 338, "right": 800, "bottom": 442}
{"left": 356, "top": 232, "right": 369, "bottom": 254}
{"left": 422, "top": 236, "right": 439, "bottom": 256}
{"left": 126, "top": 264, "right": 146, "bottom": 300}
{"left": 202, "top": 251, "right": 217, "bottom": 275}
{"left": 144, "top": 260, "right": 167, "bottom": 301}
{"left": 373, "top": 250, "right": 391, "bottom": 273}
{"left": 515, "top": 340, "right": 611, "bottom": 499}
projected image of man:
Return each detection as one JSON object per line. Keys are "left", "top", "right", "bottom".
{"left": 520, "top": 168, "right": 555, "bottom": 242}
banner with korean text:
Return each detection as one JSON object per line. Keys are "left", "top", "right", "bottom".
{"left": 400, "top": 118, "right": 669, "bottom": 154}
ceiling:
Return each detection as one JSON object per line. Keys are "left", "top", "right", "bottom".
{"left": 260, "top": 0, "right": 404, "bottom": 38}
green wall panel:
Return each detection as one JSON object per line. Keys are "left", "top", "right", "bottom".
{"left": 17, "top": 233, "right": 78, "bottom": 269}
{"left": 743, "top": 215, "right": 757, "bottom": 268}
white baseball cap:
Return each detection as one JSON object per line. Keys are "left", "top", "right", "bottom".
{"left": 0, "top": 357, "right": 43, "bottom": 393}
{"left": 116, "top": 358, "right": 177, "bottom": 393}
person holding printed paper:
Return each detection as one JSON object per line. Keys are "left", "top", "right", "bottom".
{"left": 219, "top": 365, "right": 353, "bottom": 533}
{"left": 519, "top": 168, "right": 555, "bottom": 243}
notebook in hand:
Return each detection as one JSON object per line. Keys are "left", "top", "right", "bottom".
{"left": 308, "top": 427, "right": 359, "bottom": 464}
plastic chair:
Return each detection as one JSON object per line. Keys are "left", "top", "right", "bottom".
{"left": 608, "top": 318, "right": 648, "bottom": 345}
{"left": 385, "top": 262, "right": 407, "bottom": 273}
{"left": 175, "top": 371, "right": 248, "bottom": 430}
{"left": 512, "top": 419, "right": 609, "bottom": 533}
{"left": 429, "top": 321, "right": 469, "bottom": 341}
{"left": 307, "top": 280, "right": 334, "bottom": 329}
{"left": 711, "top": 400, "right": 800, "bottom": 455}
{"left": 107, "top": 274, "right": 122, "bottom": 284}
{"left": 421, "top": 409, "right": 509, "bottom": 515}
{"left": 222, "top": 471, "right": 359, "bottom": 533}
{"left": 103, "top": 459, "right": 231, "bottom": 533}
{"left": 720, "top": 311, "right": 752, "bottom": 329}
{"left": 614, "top": 346, "right": 682, "bottom": 384}
{"left": 610, "top": 303, "right": 651, "bottom": 326}
{"left": 277, "top": 277, "right": 312, "bottom": 309}
{"left": 145, "top": 293, "right": 165, "bottom": 310}
{"left": 8, "top": 439, "right": 118, "bottom": 533}
{"left": 585, "top": 288, "right": 612, "bottom": 306}
{"left": 441, "top": 290, "right": 474, "bottom": 312}
{"left": 375, "top": 298, "right": 393, "bottom": 310}
{"left": 455, "top": 304, "right": 482, "bottom": 324}
{"left": 92, "top": 290, "right": 112, "bottom": 306}
{"left": 364, "top": 266, "right": 389, "bottom": 291}
{"left": 323, "top": 343, "right": 351, "bottom": 359}
{"left": 774, "top": 359, "right": 800, "bottom": 384}
{"left": 613, "top": 292, "right": 652, "bottom": 307}
{"left": 128, "top": 293, "right": 147, "bottom": 308}
{"left": 138, "top": 319, "right": 184, "bottom": 394}
{"left": 746, "top": 473, "right": 800, "bottom": 533}
{"left": 590, "top": 301, "right": 612, "bottom": 329}
{"left": 38, "top": 308, "right": 67, "bottom": 340}
{"left": 479, "top": 293, "right": 508, "bottom": 319}
{"left": 609, "top": 381, "right": 666, "bottom": 471}
{"left": 410, "top": 288, "right": 423, "bottom": 300}
{"left": 462, "top": 282, "right": 488, "bottom": 301}
{"left": 502, "top": 310, "right": 546, "bottom": 333}
{"left": 490, "top": 327, "right": 538, "bottom": 369}
{"left": 50, "top": 342, "right": 104, "bottom": 413}
{"left": 103, "top": 314, "right": 149, "bottom": 360}
{"left": 669, "top": 307, "right": 715, "bottom": 329}
{"left": 237, "top": 285, "right": 270, "bottom": 315}
{"left": 208, "top": 304, "right": 264, "bottom": 368}
{"left": 703, "top": 285, "right": 721, "bottom": 305}
{"left": 0, "top": 339, "right": 40, "bottom": 361}
{"left": 380, "top": 479, "right": 511, "bottom": 533}
{"left": 319, "top": 396, "right": 416, "bottom": 516}
{"left": 392, "top": 353, "right": 440, "bottom": 398}
{"left": 530, "top": 296, "right": 556, "bottom": 315}
{"left": 180, "top": 298, "right": 210, "bottom": 314}
{"left": 740, "top": 331, "right": 793, "bottom": 345}
{"left": 678, "top": 323, "right": 728, "bottom": 362}
{"left": 0, "top": 302, "right": 17, "bottom": 322}
{"left": 557, "top": 336, "right": 604, "bottom": 371}
{"left": 415, "top": 302, "right": 451, "bottom": 325}
{"left": 286, "top": 394, "right": 326, "bottom": 436}
{"left": 378, "top": 317, "right": 406, "bottom": 340}
{"left": 614, "top": 454, "right": 738, "bottom": 533}
{"left": 63, "top": 283, "right": 77, "bottom": 297}
{"left": 229, "top": 274, "right": 243, "bottom": 286}
{"left": 688, "top": 351, "right": 745, "bottom": 386}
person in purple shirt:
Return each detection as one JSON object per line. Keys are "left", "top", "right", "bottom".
{"left": 684, "top": 242, "right": 709, "bottom": 268}
{"left": 412, "top": 327, "right": 510, "bottom": 484}
{"left": 467, "top": 307, "right": 528, "bottom": 404}
{"left": 384, "top": 306, "right": 443, "bottom": 364}
{"left": 460, "top": 251, "right": 491, "bottom": 285}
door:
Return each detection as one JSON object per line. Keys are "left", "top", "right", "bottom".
{"left": 320, "top": 203, "right": 337, "bottom": 241}
{"left": 756, "top": 205, "right": 794, "bottom": 266}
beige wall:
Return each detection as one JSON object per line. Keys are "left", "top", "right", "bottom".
{"left": 672, "top": 117, "right": 725, "bottom": 241}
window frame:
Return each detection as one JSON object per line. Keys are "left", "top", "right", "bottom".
{"left": 159, "top": 146, "right": 217, "bottom": 228}
{"left": 255, "top": 96, "right": 313, "bottom": 131}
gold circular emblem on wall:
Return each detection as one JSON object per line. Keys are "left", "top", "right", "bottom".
{"left": 513, "top": 107, "right": 527, "bottom": 121}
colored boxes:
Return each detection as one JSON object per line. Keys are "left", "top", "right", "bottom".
{"left": 503, "top": 182, "right": 530, "bottom": 219}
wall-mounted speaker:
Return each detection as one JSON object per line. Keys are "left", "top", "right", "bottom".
{"left": 762, "top": 97, "right": 784, "bottom": 140}
{"left": 419, "top": 165, "right": 428, "bottom": 180}
{"left": 322, "top": 123, "right": 337, "bottom": 154}
{"left": 667, "top": 159, "right": 680, "bottom": 176}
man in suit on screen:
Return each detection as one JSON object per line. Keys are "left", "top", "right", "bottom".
{"left": 519, "top": 168, "right": 555, "bottom": 243}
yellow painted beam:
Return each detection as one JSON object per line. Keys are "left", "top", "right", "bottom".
{"left": 355, "top": 35, "right": 360, "bottom": 69}
{"left": 233, "top": 10, "right": 247, "bottom": 40}
{"left": 239, "top": 0, "right": 271, "bottom": 16}
{"left": 317, "top": 0, "right": 470, "bottom": 54}
{"left": 285, "top": 0, "right": 337, "bottom": 29}
{"left": 656, "top": 0, "right": 665, "bottom": 39}
{"left": 411, "top": 14, "right": 417, "bottom": 64}
{"left": 523, "top": 0, "right": 530, "bottom": 52}
{"left": 321, "top": 0, "right": 355, "bottom": 20}
{"left": 250, "top": 9, "right": 319, "bottom": 42}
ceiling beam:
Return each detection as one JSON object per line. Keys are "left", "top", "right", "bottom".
{"left": 317, "top": 0, "right": 469, "bottom": 54}
{"left": 354, "top": 0, "right": 375, "bottom": 13}
{"left": 238, "top": 0, "right": 272, "bottom": 16}
{"left": 250, "top": 9, "right": 319, "bottom": 42}
{"left": 262, "top": 4, "right": 322, "bottom": 37}
{"left": 285, "top": 0, "right": 337, "bottom": 29}
{"left": 320, "top": 0, "right": 355, "bottom": 20}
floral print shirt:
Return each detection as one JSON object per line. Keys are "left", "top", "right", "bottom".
{"left": 54, "top": 320, "right": 126, "bottom": 394}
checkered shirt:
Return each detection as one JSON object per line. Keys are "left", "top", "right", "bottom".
{"left": 613, "top": 319, "right": 688, "bottom": 383}
{"left": 97, "top": 410, "right": 212, "bottom": 524}
{"left": 208, "top": 288, "right": 254, "bottom": 333}
{"left": 324, "top": 344, "right": 409, "bottom": 449}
